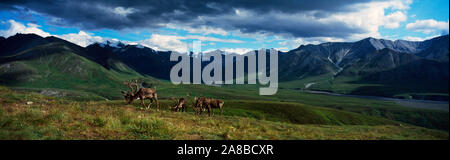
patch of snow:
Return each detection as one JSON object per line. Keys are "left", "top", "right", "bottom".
{"left": 327, "top": 54, "right": 343, "bottom": 76}
{"left": 107, "top": 41, "right": 125, "bottom": 48}
{"left": 305, "top": 83, "right": 316, "bottom": 89}
{"left": 93, "top": 42, "right": 106, "bottom": 47}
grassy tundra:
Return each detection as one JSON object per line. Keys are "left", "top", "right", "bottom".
{"left": 0, "top": 86, "right": 447, "bottom": 140}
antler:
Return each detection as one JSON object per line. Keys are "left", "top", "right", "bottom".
{"left": 131, "top": 79, "right": 139, "bottom": 93}
{"left": 123, "top": 80, "right": 134, "bottom": 94}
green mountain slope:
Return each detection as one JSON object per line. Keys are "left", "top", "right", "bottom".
{"left": 0, "top": 41, "right": 147, "bottom": 99}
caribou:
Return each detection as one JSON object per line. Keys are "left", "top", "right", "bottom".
{"left": 169, "top": 97, "right": 188, "bottom": 112}
{"left": 121, "top": 80, "right": 160, "bottom": 111}
{"left": 193, "top": 97, "right": 224, "bottom": 116}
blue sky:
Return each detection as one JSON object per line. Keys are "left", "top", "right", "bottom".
{"left": 378, "top": 0, "right": 449, "bottom": 40}
{"left": 0, "top": 0, "right": 448, "bottom": 54}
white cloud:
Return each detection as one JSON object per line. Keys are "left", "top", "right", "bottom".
{"left": 56, "top": 31, "right": 104, "bottom": 47}
{"left": 232, "top": 30, "right": 272, "bottom": 39}
{"left": 184, "top": 35, "right": 243, "bottom": 43}
{"left": 406, "top": 19, "right": 449, "bottom": 34}
{"left": 234, "top": 8, "right": 250, "bottom": 17}
{"left": 403, "top": 35, "right": 440, "bottom": 41}
{"left": 278, "top": 37, "right": 346, "bottom": 49}
{"left": 138, "top": 34, "right": 189, "bottom": 53}
{"left": 274, "top": 47, "right": 289, "bottom": 52}
{"left": 166, "top": 24, "right": 229, "bottom": 36}
{"left": 383, "top": 11, "right": 407, "bottom": 29}
{"left": 402, "top": 36, "right": 425, "bottom": 41}
{"left": 221, "top": 48, "right": 253, "bottom": 55}
{"left": 330, "top": 0, "right": 411, "bottom": 40}
{"left": 0, "top": 20, "right": 51, "bottom": 38}
{"left": 203, "top": 48, "right": 254, "bottom": 55}
{"left": 113, "top": 7, "right": 138, "bottom": 16}
{"left": 188, "top": 26, "right": 228, "bottom": 36}
{"left": 138, "top": 33, "right": 244, "bottom": 53}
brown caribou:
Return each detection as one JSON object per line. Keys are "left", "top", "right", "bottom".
{"left": 169, "top": 97, "right": 188, "bottom": 112}
{"left": 121, "top": 80, "right": 160, "bottom": 111}
{"left": 193, "top": 97, "right": 224, "bottom": 116}
{"left": 192, "top": 97, "right": 206, "bottom": 114}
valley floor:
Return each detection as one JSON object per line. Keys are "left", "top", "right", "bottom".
{"left": 305, "top": 90, "right": 449, "bottom": 111}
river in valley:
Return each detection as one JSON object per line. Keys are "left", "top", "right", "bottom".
{"left": 305, "top": 90, "right": 449, "bottom": 111}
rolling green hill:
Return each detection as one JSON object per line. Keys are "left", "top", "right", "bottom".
{"left": 0, "top": 40, "right": 150, "bottom": 100}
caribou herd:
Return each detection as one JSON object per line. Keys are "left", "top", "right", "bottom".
{"left": 121, "top": 80, "right": 224, "bottom": 116}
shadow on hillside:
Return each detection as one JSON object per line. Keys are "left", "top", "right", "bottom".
{"left": 0, "top": 71, "right": 34, "bottom": 86}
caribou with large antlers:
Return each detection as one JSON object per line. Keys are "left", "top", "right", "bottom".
{"left": 121, "top": 80, "right": 160, "bottom": 110}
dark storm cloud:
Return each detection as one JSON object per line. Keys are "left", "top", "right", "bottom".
{"left": 0, "top": 0, "right": 382, "bottom": 38}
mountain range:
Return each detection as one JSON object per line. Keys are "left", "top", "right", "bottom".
{"left": 0, "top": 33, "right": 448, "bottom": 100}
{"left": 277, "top": 35, "right": 448, "bottom": 99}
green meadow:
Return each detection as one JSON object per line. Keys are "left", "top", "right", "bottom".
{"left": 0, "top": 84, "right": 448, "bottom": 140}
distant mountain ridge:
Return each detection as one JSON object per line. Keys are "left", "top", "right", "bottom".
{"left": 278, "top": 35, "right": 448, "bottom": 79}
{"left": 277, "top": 35, "right": 448, "bottom": 99}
